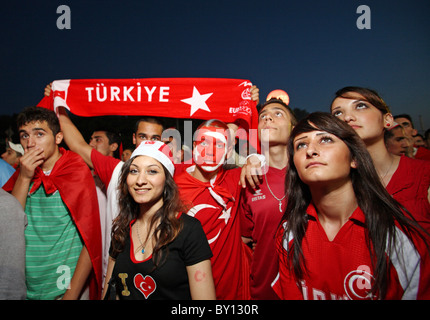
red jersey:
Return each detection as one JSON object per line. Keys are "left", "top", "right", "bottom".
{"left": 415, "top": 147, "right": 430, "bottom": 161}
{"left": 175, "top": 166, "right": 251, "bottom": 300}
{"left": 386, "top": 155, "right": 430, "bottom": 233}
{"left": 272, "top": 204, "right": 430, "bottom": 300}
{"left": 239, "top": 166, "right": 286, "bottom": 299}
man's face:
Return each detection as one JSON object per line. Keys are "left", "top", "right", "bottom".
{"left": 385, "top": 127, "right": 409, "bottom": 156}
{"left": 19, "top": 120, "right": 63, "bottom": 168}
{"left": 1, "top": 148, "right": 20, "bottom": 166}
{"left": 89, "top": 131, "right": 115, "bottom": 157}
{"left": 133, "top": 122, "right": 163, "bottom": 147}
{"left": 394, "top": 117, "right": 417, "bottom": 139}
{"left": 258, "top": 102, "right": 293, "bottom": 146}
{"left": 413, "top": 135, "right": 425, "bottom": 148}
{"left": 193, "top": 126, "right": 229, "bottom": 172}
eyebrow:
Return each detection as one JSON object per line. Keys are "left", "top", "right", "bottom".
{"left": 259, "top": 107, "right": 286, "bottom": 114}
{"left": 398, "top": 121, "right": 410, "bottom": 126}
{"left": 138, "top": 133, "right": 161, "bottom": 138}
{"left": 19, "top": 127, "right": 48, "bottom": 134}
{"left": 332, "top": 99, "right": 368, "bottom": 110}
{"left": 130, "top": 163, "right": 162, "bottom": 169}
{"left": 294, "top": 131, "right": 329, "bottom": 142}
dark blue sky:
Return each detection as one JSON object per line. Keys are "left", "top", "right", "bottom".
{"left": 2, "top": 0, "right": 429, "bottom": 131}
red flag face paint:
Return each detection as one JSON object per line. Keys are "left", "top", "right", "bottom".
{"left": 193, "top": 126, "right": 228, "bottom": 172}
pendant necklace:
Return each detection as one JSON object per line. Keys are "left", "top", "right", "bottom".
{"left": 264, "top": 171, "right": 286, "bottom": 212}
{"left": 135, "top": 220, "right": 154, "bottom": 255}
{"left": 379, "top": 156, "right": 394, "bottom": 186}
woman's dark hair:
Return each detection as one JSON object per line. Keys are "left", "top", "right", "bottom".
{"left": 282, "top": 111, "right": 427, "bottom": 299}
{"left": 331, "top": 86, "right": 390, "bottom": 114}
{"left": 110, "top": 155, "right": 185, "bottom": 268}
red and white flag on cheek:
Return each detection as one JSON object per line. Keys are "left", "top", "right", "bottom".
{"left": 38, "top": 78, "right": 258, "bottom": 131}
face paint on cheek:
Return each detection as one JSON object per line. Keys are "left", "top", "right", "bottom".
{"left": 193, "top": 128, "right": 228, "bottom": 172}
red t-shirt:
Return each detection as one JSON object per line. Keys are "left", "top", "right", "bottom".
{"left": 415, "top": 147, "right": 430, "bottom": 161}
{"left": 239, "top": 166, "right": 286, "bottom": 299}
{"left": 386, "top": 155, "right": 430, "bottom": 233}
{"left": 175, "top": 166, "right": 250, "bottom": 300}
{"left": 91, "top": 149, "right": 121, "bottom": 187}
{"left": 272, "top": 204, "right": 430, "bottom": 300}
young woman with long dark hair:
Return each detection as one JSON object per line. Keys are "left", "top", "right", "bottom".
{"left": 330, "top": 87, "right": 430, "bottom": 232}
{"left": 102, "top": 141, "right": 215, "bottom": 300}
{"left": 272, "top": 112, "right": 430, "bottom": 300}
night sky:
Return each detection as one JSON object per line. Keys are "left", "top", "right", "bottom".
{"left": 1, "top": 0, "right": 429, "bottom": 132}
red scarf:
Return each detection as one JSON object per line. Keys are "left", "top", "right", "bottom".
{"left": 3, "top": 148, "right": 102, "bottom": 300}
{"left": 175, "top": 166, "right": 235, "bottom": 209}
{"left": 38, "top": 78, "right": 258, "bottom": 130}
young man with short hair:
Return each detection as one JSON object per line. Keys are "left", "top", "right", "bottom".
{"left": 89, "top": 129, "right": 120, "bottom": 159}
{"left": 3, "top": 106, "right": 102, "bottom": 300}
{"left": 394, "top": 114, "right": 430, "bottom": 161}
{"left": 239, "top": 95, "right": 297, "bottom": 299}
{"left": 1, "top": 141, "right": 24, "bottom": 168}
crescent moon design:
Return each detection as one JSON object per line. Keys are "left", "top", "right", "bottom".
{"left": 208, "top": 228, "right": 221, "bottom": 244}
{"left": 186, "top": 204, "right": 222, "bottom": 244}
{"left": 186, "top": 204, "right": 217, "bottom": 217}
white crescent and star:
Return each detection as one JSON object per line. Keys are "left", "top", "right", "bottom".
{"left": 181, "top": 86, "right": 213, "bottom": 116}
{"left": 185, "top": 204, "right": 233, "bottom": 244}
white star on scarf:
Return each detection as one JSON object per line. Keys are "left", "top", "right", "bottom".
{"left": 181, "top": 86, "right": 213, "bottom": 116}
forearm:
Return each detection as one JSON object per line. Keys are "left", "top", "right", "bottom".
{"left": 57, "top": 107, "right": 94, "bottom": 168}
{"left": 62, "top": 245, "right": 93, "bottom": 300}
{"left": 11, "top": 175, "right": 31, "bottom": 209}
{"left": 102, "top": 257, "right": 116, "bottom": 300}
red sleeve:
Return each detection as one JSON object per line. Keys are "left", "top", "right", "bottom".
{"left": 272, "top": 226, "right": 304, "bottom": 300}
{"left": 91, "top": 149, "right": 121, "bottom": 187}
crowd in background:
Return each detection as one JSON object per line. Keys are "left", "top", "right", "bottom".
{"left": 1, "top": 84, "right": 429, "bottom": 300}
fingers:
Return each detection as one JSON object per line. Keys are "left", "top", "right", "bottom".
{"left": 239, "top": 163, "right": 263, "bottom": 189}
{"left": 44, "top": 83, "right": 52, "bottom": 97}
{"left": 250, "top": 85, "right": 260, "bottom": 104}
{"left": 19, "top": 147, "right": 45, "bottom": 180}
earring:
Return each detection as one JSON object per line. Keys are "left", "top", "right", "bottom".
{"left": 386, "top": 123, "right": 391, "bottom": 127}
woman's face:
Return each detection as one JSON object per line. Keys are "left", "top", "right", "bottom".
{"left": 127, "top": 155, "right": 166, "bottom": 205}
{"left": 330, "top": 93, "right": 392, "bottom": 143}
{"left": 293, "top": 129, "right": 356, "bottom": 186}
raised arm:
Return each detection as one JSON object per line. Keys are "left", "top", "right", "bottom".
{"left": 44, "top": 83, "right": 94, "bottom": 168}
{"left": 56, "top": 107, "right": 94, "bottom": 169}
